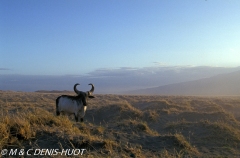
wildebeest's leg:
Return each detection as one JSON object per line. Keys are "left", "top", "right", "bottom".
{"left": 74, "top": 114, "right": 78, "bottom": 122}
{"left": 56, "top": 111, "right": 60, "bottom": 116}
{"left": 79, "top": 106, "right": 87, "bottom": 123}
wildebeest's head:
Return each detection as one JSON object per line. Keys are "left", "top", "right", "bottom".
{"left": 73, "top": 83, "right": 95, "bottom": 106}
{"left": 74, "top": 83, "right": 95, "bottom": 104}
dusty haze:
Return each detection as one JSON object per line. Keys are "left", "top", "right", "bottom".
{"left": 1, "top": 66, "right": 240, "bottom": 95}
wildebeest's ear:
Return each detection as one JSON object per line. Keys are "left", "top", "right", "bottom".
{"left": 88, "top": 96, "right": 95, "bottom": 98}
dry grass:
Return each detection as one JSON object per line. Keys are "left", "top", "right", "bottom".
{"left": 0, "top": 91, "right": 240, "bottom": 157}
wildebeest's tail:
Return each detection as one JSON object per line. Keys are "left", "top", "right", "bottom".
{"left": 56, "top": 97, "right": 60, "bottom": 116}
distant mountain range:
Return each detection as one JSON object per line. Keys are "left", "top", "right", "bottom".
{"left": 127, "top": 70, "right": 240, "bottom": 95}
{"left": 1, "top": 66, "right": 240, "bottom": 95}
{"left": 35, "top": 90, "right": 72, "bottom": 93}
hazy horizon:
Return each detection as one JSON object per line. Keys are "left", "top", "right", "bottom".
{"left": 1, "top": 65, "right": 240, "bottom": 94}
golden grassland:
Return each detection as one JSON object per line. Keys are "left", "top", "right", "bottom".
{"left": 0, "top": 91, "right": 240, "bottom": 157}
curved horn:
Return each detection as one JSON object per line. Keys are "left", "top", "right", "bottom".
{"left": 74, "top": 83, "right": 80, "bottom": 94}
{"left": 88, "top": 83, "right": 94, "bottom": 93}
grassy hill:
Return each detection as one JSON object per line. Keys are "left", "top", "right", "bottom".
{"left": 0, "top": 91, "right": 240, "bottom": 157}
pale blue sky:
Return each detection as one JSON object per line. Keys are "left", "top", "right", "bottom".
{"left": 1, "top": 0, "right": 240, "bottom": 75}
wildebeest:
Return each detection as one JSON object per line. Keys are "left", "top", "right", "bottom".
{"left": 56, "top": 83, "right": 95, "bottom": 122}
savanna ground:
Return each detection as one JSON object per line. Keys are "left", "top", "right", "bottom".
{"left": 0, "top": 91, "right": 240, "bottom": 157}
